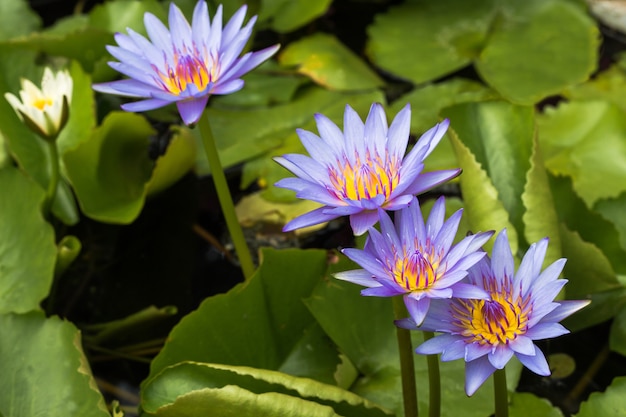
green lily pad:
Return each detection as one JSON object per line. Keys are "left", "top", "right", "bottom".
{"left": 0, "top": 0, "right": 41, "bottom": 41}
{"left": 538, "top": 100, "right": 626, "bottom": 208}
{"left": 366, "top": 0, "right": 496, "bottom": 84}
{"left": 595, "top": 193, "right": 626, "bottom": 253}
{"left": 146, "top": 126, "right": 197, "bottom": 196}
{"left": 564, "top": 65, "right": 626, "bottom": 113}
{"left": 63, "top": 111, "right": 155, "bottom": 224}
{"left": 89, "top": 0, "right": 166, "bottom": 36}
{"left": 510, "top": 392, "right": 564, "bottom": 417}
{"left": 147, "top": 248, "right": 340, "bottom": 385}
{"left": 0, "top": 312, "right": 109, "bottom": 417}
{"left": 280, "top": 33, "right": 384, "bottom": 91}
{"left": 143, "top": 362, "right": 390, "bottom": 416}
{"left": 259, "top": 0, "right": 333, "bottom": 33}
{"left": 0, "top": 167, "right": 56, "bottom": 314}
{"left": 476, "top": 0, "right": 598, "bottom": 104}
{"left": 448, "top": 123, "right": 518, "bottom": 254}
{"left": 576, "top": 376, "right": 626, "bottom": 417}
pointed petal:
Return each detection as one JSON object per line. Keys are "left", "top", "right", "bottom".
{"left": 405, "top": 296, "right": 431, "bottom": 326}
{"left": 517, "top": 345, "right": 550, "bottom": 376}
{"left": 176, "top": 96, "right": 209, "bottom": 125}
{"left": 415, "top": 333, "right": 459, "bottom": 355}
{"left": 451, "top": 283, "right": 490, "bottom": 300}
{"left": 282, "top": 206, "right": 339, "bottom": 232}
{"left": 541, "top": 300, "right": 590, "bottom": 323}
{"left": 350, "top": 210, "right": 380, "bottom": 236}
{"left": 334, "top": 269, "right": 378, "bottom": 287}
{"left": 524, "top": 322, "right": 569, "bottom": 340}
{"left": 121, "top": 98, "right": 171, "bottom": 112}
{"left": 401, "top": 168, "right": 462, "bottom": 196}
{"left": 465, "top": 356, "right": 496, "bottom": 396}
{"left": 387, "top": 103, "right": 411, "bottom": 159}
{"left": 508, "top": 336, "right": 536, "bottom": 355}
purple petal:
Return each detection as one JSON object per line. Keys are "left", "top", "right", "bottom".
{"left": 465, "top": 356, "right": 496, "bottom": 396}
{"left": 364, "top": 103, "right": 387, "bottom": 155}
{"left": 540, "top": 300, "right": 590, "bottom": 323}
{"left": 524, "top": 322, "right": 569, "bottom": 340}
{"left": 350, "top": 210, "right": 380, "bottom": 236}
{"left": 212, "top": 79, "right": 244, "bottom": 95}
{"left": 404, "top": 296, "right": 431, "bottom": 326}
{"left": 334, "top": 269, "right": 378, "bottom": 287}
{"left": 450, "top": 282, "right": 490, "bottom": 300}
{"left": 298, "top": 128, "right": 338, "bottom": 165}
{"left": 395, "top": 317, "right": 417, "bottom": 330}
{"left": 434, "top": 208, "right": 462, "bottom": 254}
{"left": 176, "top": 96, "right": 209, "bottom": 125}
{"left": 441, "top": 339, "right": 467, "bottom": 361}
{"left": 465, "top": 342, "right": 491, "bottom": 361}
{"left": 221, "top": 45, "right": 279, "bottom": 80}
{"left": 342, "top": 248, "right": 388, "bottom": 278}
{"left": 362, "top": 285, "right": 403, "bottom": 297}
{"left": 516, "top": 345, "right": 550, "bottom": 376}
{"left": 413, "top": 119, "right": 450, "bottom": 159}
{"left": 401, "top": 168, "right": 462, "bottom": 196}
{"left": 508, "top": 335, "right": 536, "bottom": 355}
{"left": 342, "top": 105, "right": 365, "bottom": 161}
{"left": 491, "top": 229, "right": 514, "bottom": 281}
{"left": 426, "top": 196, "right": 446, "bottom": 238}
{"left": 205, "top": 5, "right": 223, "bottom": 53}
{"left": 222, "top": 5, "right": 248, "bottom": 44}
{"left": 387, "top": 103, "right": 411, "bottom": 159}
{"left": 283, "top": 206, "right": 339, "bottom": 232}
{"left": 274, "top": 154, "right": 328, "bottom": 184}
{"left": 191, "top": 0, "right": 211, "bottom": 49}
{"left": 145, "top": 12, "right": 172, "bottom": 53}
{"left": 415, "top": 333, "right": 459, "bottom": 355}
{"left": 121, "top": 98, "right": 171, "bottom": 112}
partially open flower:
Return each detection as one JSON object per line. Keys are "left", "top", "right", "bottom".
{"left": 5, "top": 68, "right": 72, "bottom": 141}
{"left": 93, "top": 1, "right": 279, "bottom": 125}
{"left": 398, "top": 229, "right": 590, "bottom": 396}
{"left": 336, "top": 196, "right": 494, "bottom": 325}
{"left": 274, "top": 103, "right": 461, "bottom": 235}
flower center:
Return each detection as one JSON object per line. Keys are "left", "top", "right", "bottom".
{"left": 328, "top": 151, "right": 400, "bottom": 201}
{"left": 454, "top": 292, "right": 529, "bottom": 346}
{"left": 32, "top": 97, "right": 53, "bottom": 110}
{"left": 391, "top": 249, "right": 440, "bottom": 291}
{"left": 157, "top": 49, "right": 218, "bottom": 96}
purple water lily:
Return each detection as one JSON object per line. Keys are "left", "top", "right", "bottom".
{"left": 398, "top": 229, "right": 590, "bottom": 396}
{"left": 93, "top": 1, "right": 279, "bottom": 125}
{"left": 336, "top": 196, "right": 493, "bottom": 325}
{"left": 274, "top": 103, "right": 460, "bottom": 235}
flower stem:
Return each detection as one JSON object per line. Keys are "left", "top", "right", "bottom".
{"left": 392, "top": 296, "right": 418, "bottom": 417}
{"left": 493, "top": 368, "right": 508, "bottom": 417}
{"left": 423, "top": 331, "right": 440, "bottom": 417}
{"left": 43, "top": 140, "right": 60, "bottom": 215}
{"left": 197, "top": 113, "right": 255, "bottom": 280}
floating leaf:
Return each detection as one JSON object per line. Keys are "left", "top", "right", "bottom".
{"left": 0, "top": 167, "right": 56, "bottom": 313}
{"left": 0, "top": 312, "right": 109, "bottom": 417}
{"left": 147, "top": 248, "right": 339, "bottom": 385}
{"left": 476, "top": 0, "right": 598, "bottom": 104}
{"left": 367, "top": 0, "right": 496, "bottom": 83}
{"left": 259, "top": 0, "right": 333, "bottom": 33}
{"left": 564, "top": 65, "right": 626, "bottom": 113}
{"left": 576, "top": 376, "right": 626, "bottom": 417}
{"left": 595, "top": 193, "right": 626, "bottom": 253}
{"left": 280, "top": 33, "right": 383, "bottom": 91}
{"left": 448, "top": 127, "right": 518, "bottom": 254}
{"left": 522, "top": 133, "right": 562, "bottom": 267}
{"left": 538, "top": 100, "right": 626, "bottom": 207}
{"left": 0, "top": 0, "right": 41, "bottom": 41}
{"left": 146, "top": 126, "right": 197, "bottom": 196}
{"left": 89, "top": 0, "right": 166, "bottom": 36}
{"left": 143, "top": 362, "right": 390, "bottom": 417}
{"left": 510, "top": 392, "right": 564, "bottom": 417}
{"left": 63, "top": 111, "right": 155, "bottom": 224}
{"left": 442, "top": 101, "right": 533, "bottom": 238}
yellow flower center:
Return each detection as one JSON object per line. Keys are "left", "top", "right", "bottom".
{"left": 454, "top": 291, "right": 529, "bottom": 346}
{"left": 157, "top": 52, "right": 217, "bottom": 95}
{"left": 391, "top": 248, "right": 440, "bottom": 291}
{"left": 32, "top": 97, "right": 53, "bottom": 110}
{"left": 329, "top": 152, "right": 400, "bottom": 201}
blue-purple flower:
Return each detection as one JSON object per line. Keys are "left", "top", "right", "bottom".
{"left": 93, "top": 1, "right": 279, "bottom": 125}
{"left": 398, "top": 229, "right": 590, "bottom": 396}
{"left": 274, "top": 103, "right": 461, "bottom": 235}
{"left": 335, "top": 196, "right": 494, "bottom": 325}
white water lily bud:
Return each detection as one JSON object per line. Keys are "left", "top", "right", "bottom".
{"left": 4, "top": 68, "right": 73, "bottom": 141}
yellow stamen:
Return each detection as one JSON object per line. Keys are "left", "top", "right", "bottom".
{"left": 157, "top": 52, "right": 216, "bottom": 95}
{"left": 390, "top": 247, "right": 441, "bottom": 291}
{"left": 455, "top": 289, "right": 530, "bottom": 347}
{"left": 329, "top": 151, "right": 400, "bottom": 202}
{"left": 32, "top": 97, "right": 53, "bottom": 110}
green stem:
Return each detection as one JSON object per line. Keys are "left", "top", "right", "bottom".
{"left": 392, "top": 297, "right": 418, "bottom": 417}
{"left": 43, "top": 140, "right": 60, "bottom": 215}
{"left": 197, "top": 114, "right": 255, "bottom": 280}
{"left": 423, "top": 331, "right": 440, "bottom": 417}
{"left": 493, "top": 368, "right": 508, "bottom": 417}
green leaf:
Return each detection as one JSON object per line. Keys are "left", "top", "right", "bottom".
{"left": 521, "top": 133, "right": 562, "bottom": 268}
{"left": 564, "top": 65, "right": 626, "bottom": 113}
{"left": 559, "top": 224, "right": 620, "bottom": 299}
{"left": 146, "top": 126, "right": 197, "bottom": 196}
{"left": 442, "top": 101, "right": 534, "bottom": 239}
{"left": 0, "top": 167, "right": 56, "bottom": 314}
{"left": 279, "top": 33, "right": 383, "bottom": 91}
{"left": 143, "top": 362, "right": 391, "bottom": 416}
{"left": 0, "top": 0, "right": 41, "bottom": 41}
{"left": 89, "top": 0, "right": 166, "bottom": 36}
{"left": 259, "top": 0, "right": 332, "bottom": 33}
{"left": 609, "top": 306, "right": 626, "bottom": 356}
{"left": 595, "top": 193, "right": 626, "bottom": 253}
{"left": 448, "top": 124, "right": 518, "bottom": 254}
{"left": 366, "top": 0, "right": 496, "bottom": 84}
{"left": 147, "top": 248, "right": 339, "bottom": 384}
{"left": 0, "top": 312, "right": 109, "bottom": 417}
{"left": 564, "top": 288, "right": 626, "bottom": 332}
{"left": 576, "top": 376, "right": 626, "bottom": 417}
{"left": 509, "top": 392, "right": 564, "bottom": 417}
{"left": 63, "top": 111, "right": 155, "bottom": 224}
{"left": 476, "top": 0, "right": 598, "bottom": 104}
{"left": 538, "top": 101, "right": 626, "bottom": 207}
